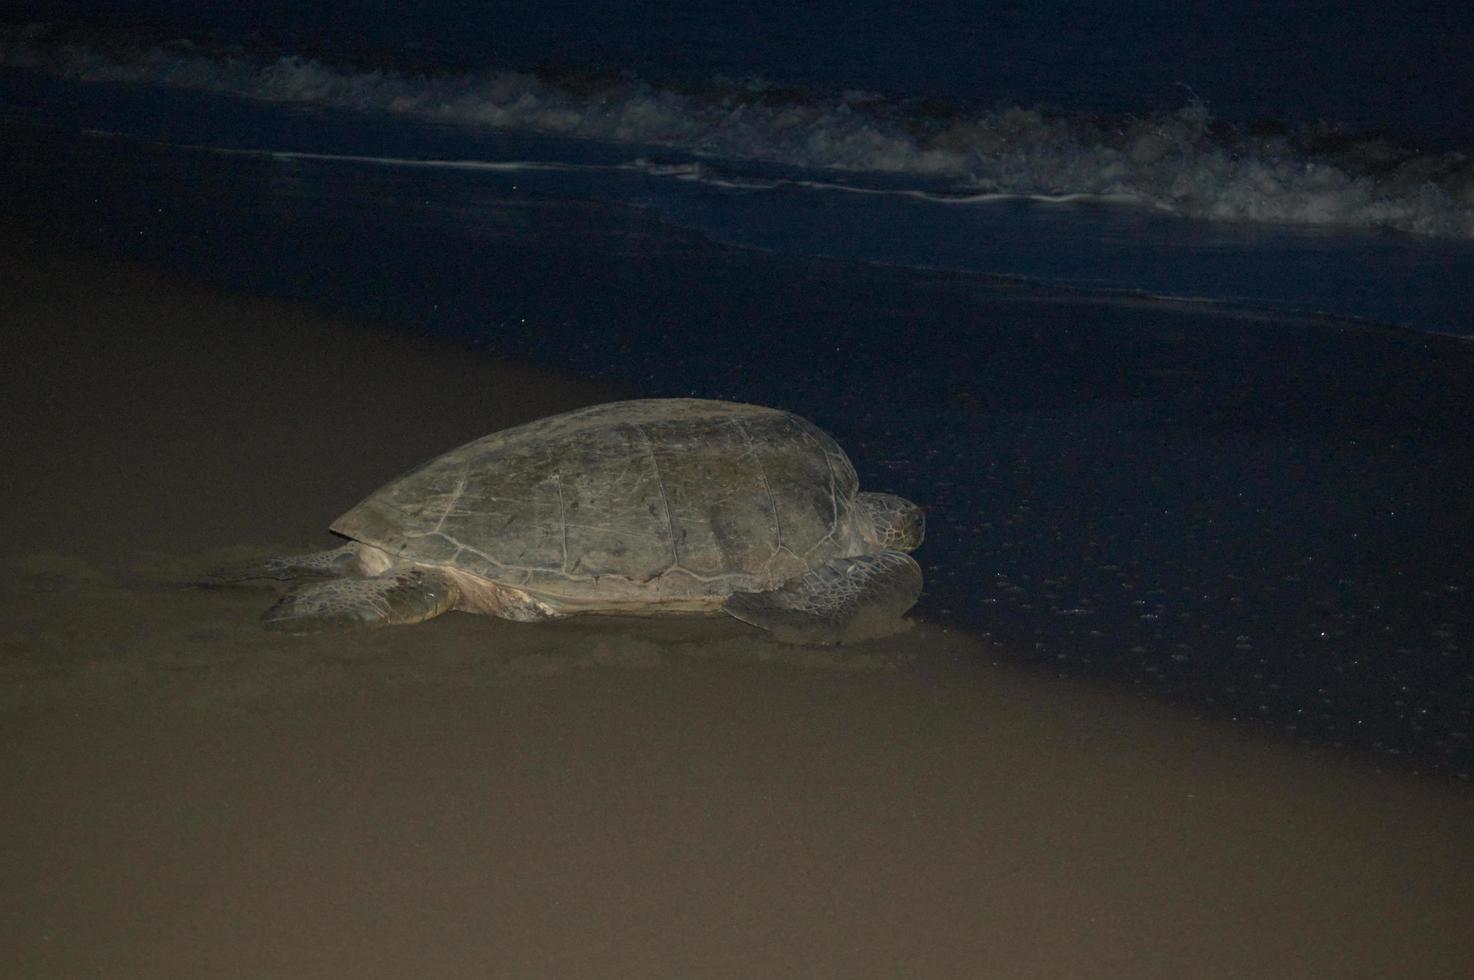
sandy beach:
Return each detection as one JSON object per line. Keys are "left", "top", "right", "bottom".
{"left": 3, "top": 223, "right": 1473, "bottom": 978}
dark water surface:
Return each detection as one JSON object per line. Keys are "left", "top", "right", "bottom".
{"left": 13, "top": 0, "right": 1474, "bottom": 145}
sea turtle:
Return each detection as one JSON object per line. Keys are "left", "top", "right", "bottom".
{"left": 213, "top": 398, "right": 925, "bottom": 642}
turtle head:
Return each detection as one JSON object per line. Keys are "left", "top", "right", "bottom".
{"left": 857, "top": 492, "right": 925, "bottom": 552}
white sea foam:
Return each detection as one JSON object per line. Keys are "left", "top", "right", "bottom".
{"left": 4, "top": 24, "right": 1472, "bottom": 238}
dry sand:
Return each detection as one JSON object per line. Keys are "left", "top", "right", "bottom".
{"left": 3, "top": 225, "right": 1472, "bottom": 978}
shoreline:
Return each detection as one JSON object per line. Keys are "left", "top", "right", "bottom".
{"left": 8, "top": 213, "right": 1474, "bottom": 772}
{"left": 5, "top": 213, "right": 1472, "bottom": 778}
{"left": 4, "top": 220, "right": 1474, "bottom": 977}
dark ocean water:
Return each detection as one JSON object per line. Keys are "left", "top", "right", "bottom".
{"left": 12, "top": 0, "right": 1474, "bottom": 146}
{"left": 5, "top": 5, "right": 1474, "bottom": 243}
{"left": 2, "top": 5, "right": 1472, "bottom": 777}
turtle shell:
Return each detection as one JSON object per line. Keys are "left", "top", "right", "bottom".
{"left": 331, "top": 399, "right": 867, "bottom": 604}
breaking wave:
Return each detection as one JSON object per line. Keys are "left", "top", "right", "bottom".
{"left": 4, "top": 22, "right": 1473, "bottom": 238}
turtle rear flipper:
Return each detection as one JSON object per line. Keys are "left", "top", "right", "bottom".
{"left": 723, "top": 550, "right": 922, "bottom": 644}
{"left": 203, "top": 544, "right": 361, "bottom": 583}
{"left": 263, "top": 569, "right": 460, "bottom": 633}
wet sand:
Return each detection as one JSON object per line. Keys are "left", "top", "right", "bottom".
{"left": 3, "top": 225, "right": 1472, "bottom": 978}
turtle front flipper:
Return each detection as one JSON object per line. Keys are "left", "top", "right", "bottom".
{"left": 263, "top": 569, "right": 460, "bottom": 633}
{"left": 203, "top": 544, "right": 362, "bottom": 583}
{"left": 723, "top": 550, "right": 923, "bottom": 644}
